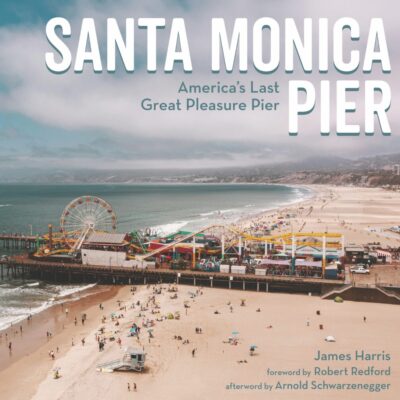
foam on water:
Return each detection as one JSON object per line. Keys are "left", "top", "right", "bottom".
{"left": 150, "top": 188, "right": 313, "bottom": 237}
{"left": 0, "top": 281, "right": 97, "bottom": 332}
{"left": 55, "top": 283, "right": 97, "bottom": 299}
{"left": 151, "top": 221, "right": 189, "bottom": 236}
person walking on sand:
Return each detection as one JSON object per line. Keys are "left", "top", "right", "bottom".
{"left": 74, "top": 317, "right": 77, "bottom": 326}
{"left": 8, "top": 341, "right": 12, "bottom": 354}
{"left": 363, "top": 316, "right": 367, "bottom": 323}
{"left": 81, "top": 338, "right": 85, "bottom": 346}
{"left": 65, "top": 308, "right": 69, "bottom": 316}
{"left": 192, "top": 348, "right": 196, "bottom": 357}
{"left": 127, "top": 383, "right": 130, "bottom": 392}
{"left": 133, "top": 383, "right": 137, "bottom": 391}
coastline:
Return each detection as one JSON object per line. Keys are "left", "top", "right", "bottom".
{"left": 0, "top": 285, "right": 120, "bottom": 371}
{"left": 235, "top": 183, "right": 316, "bottom": 225}
{"left": 0, "top": 282, "right": 99, "bottom": 333}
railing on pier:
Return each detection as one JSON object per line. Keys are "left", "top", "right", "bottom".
{"left": 0, "top": 255, "right": 341, "bottom": 295}
{"left": 0, "top": 234, "right": 40, "bottom": 250}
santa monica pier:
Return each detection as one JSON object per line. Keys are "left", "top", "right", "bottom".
{"left": 0, "top": 195, "right": 398, "bottom": 302}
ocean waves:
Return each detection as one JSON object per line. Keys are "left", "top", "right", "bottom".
{"left": 0, "top": 281, "right": 97, "bottom": 332}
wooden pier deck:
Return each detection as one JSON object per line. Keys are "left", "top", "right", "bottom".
{"left": 0, "top": 234, "right": 39, "bottom": 250}
{"left": 0, "top": 255, "right": 342, "bottom": 295}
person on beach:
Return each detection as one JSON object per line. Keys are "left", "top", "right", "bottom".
{"left": 192, "top": 348, "right": 196, "bottom": 357}
{"left": 127, "top": 383, "right": 130, "bottom": 392}
{"left": 81, "top": 338, "right": 85, "bottom": 346}
{"left": 133, "top": 383, "right": 137, "bottom": 391}
{"left": 363, "top": 316, "right": 367, "bottom": 322}
{"left": 8, "top": 341, "right": 12, "bottom": 354}
{"left": 74, "top": 317, "right": 77, "bottom": 326}
{"left": 65, "top": 308, "right": 69, "bottom": 316}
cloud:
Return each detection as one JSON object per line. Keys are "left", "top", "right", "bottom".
{"left": 0, "top": 0, "right": 398, "bottom": 170}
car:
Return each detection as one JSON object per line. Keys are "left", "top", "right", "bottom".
{"left": 351, "top": 266, "right": 370, "bottom": 274}
{"left": 350, "top": 264, "right": 366, "bottom": 272}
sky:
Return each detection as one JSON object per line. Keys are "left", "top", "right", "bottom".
{"left": 0, "top": 0, "right": 399, "bottom": 173}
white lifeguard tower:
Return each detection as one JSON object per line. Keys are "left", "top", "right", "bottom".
{"left": 97, "top": 347, "right": 146, "bottom": 372}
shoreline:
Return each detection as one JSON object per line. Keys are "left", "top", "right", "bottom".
{"left": 0, "top": 285, "right": 120, "bottom": 372}
{"left": 0, "top": 282, "right": 99, "bottom": 333}
{"left": 235, "top": 184, "right": 316, "bottom": 224}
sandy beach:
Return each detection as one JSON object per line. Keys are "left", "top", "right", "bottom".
{"left": 1, "top": 184, "right": 400, "bottom": 400}
{"left": 0, "top": 284, "right": 398, "bottom": 400}
{"left": 240, "top": 185, "right": 400, "bottom": 248}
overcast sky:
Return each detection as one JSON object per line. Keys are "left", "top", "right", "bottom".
{"left": 0, "top": 0, "right": 398, "bottom": 172}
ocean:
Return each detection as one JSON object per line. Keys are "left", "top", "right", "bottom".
{"left": 0, "top": 183, "right": 311, "bottom": 330}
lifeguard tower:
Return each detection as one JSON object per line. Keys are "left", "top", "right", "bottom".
{"left": 97, "top": 347, "right": 146, "bottom": 372}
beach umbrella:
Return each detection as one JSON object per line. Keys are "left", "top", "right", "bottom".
{"left": 250, "top": 344, "right": 258, "bottom": 348}
{"left": 325, "top": 336, "right": 336, "bottom": 342}
{"left": 231, "top": 330, "right": 239, "bottom": 336}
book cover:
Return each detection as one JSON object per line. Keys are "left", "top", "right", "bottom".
{"left": 0, "top": 1, "right": 398, "bottom": 399}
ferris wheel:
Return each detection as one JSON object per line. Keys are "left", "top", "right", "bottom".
{"left": 60, "top": 196, "right": 117, "bottom": 249}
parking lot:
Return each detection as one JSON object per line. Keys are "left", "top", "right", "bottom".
{"left": 349, "top": 264, "right": 400, "bottom": 287}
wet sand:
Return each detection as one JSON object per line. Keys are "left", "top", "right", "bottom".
{"left": 0, "top": 285, "right": 122, "bottom": 400}
{"left": 0, "top": 285, "right": 119, "bottom": 372}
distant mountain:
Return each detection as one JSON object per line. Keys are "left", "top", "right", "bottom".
{"left": 1, "top": 153, "right": 400, "bottom": 187}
